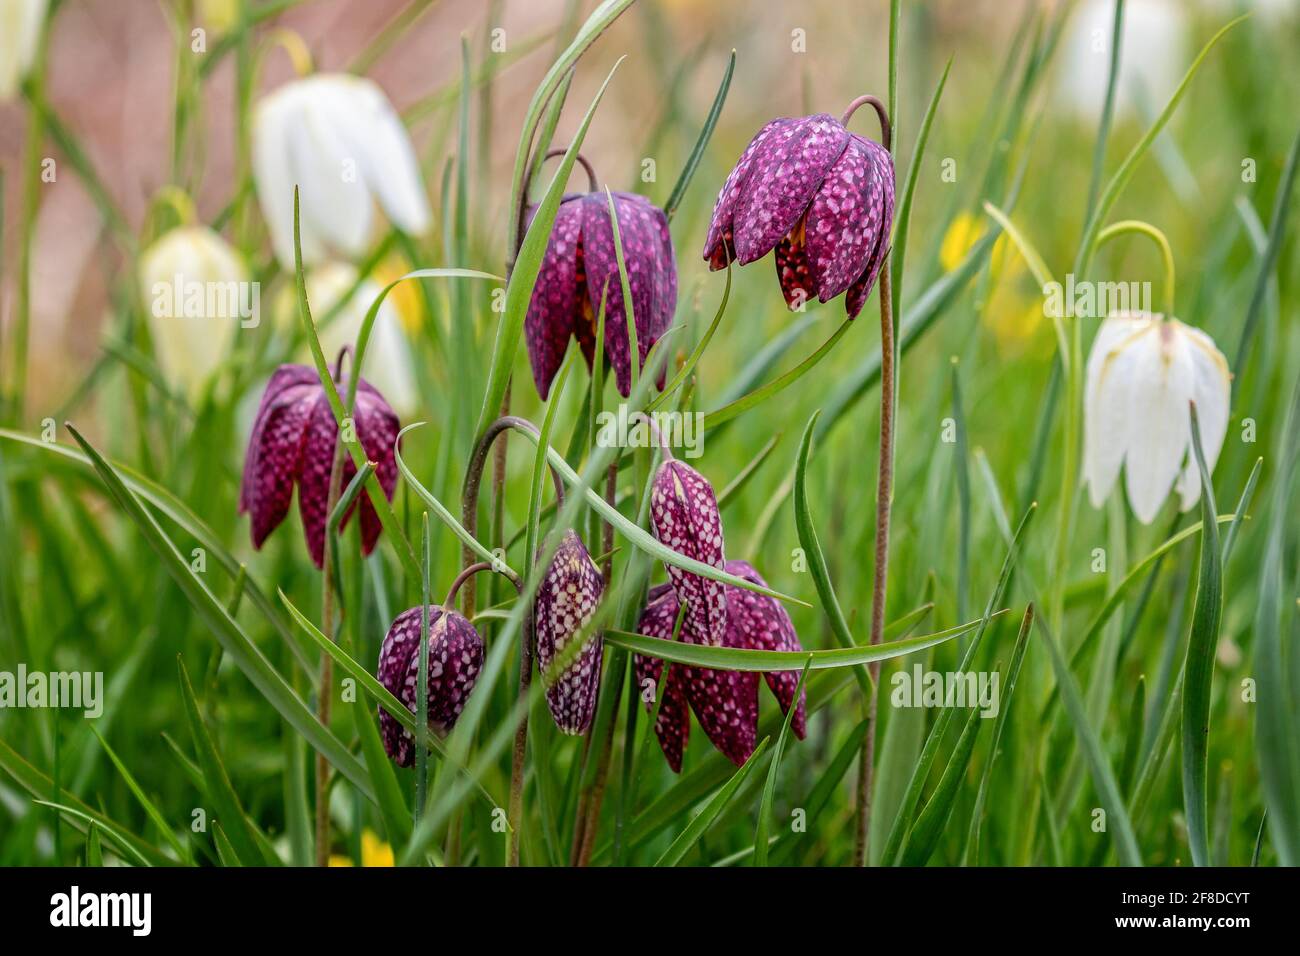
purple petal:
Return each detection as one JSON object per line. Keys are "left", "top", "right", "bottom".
{"left": 724, "top": 560, "right": 806, "bottom": 739}
{"left": 774, "top": 222, "right": 817, "bottom": 311}
{"left": 352, "top": 383, "right": 401, "bottom": 556}
{"left": 376, "top": 605, "right": 444, "bottom": 768}
{"left": 804, "top": 134, "right": 887, "bottom": 303}
{"left": 580, "top": 192, "right": 676, "bottom": 397}
{"left": 730, "top": 114, "right": 850, "bottom": 266}
{"left": 239, "top": 367, "right": 317, "bottom": 549}
{"left": 534, "top": 530, "right": 605, "bottom": 735}
{"left": 683, "top": 663, "right": 759, "bottom": 767}
{"left": 294, "top": 393, "right": 340, "bottom": 569}
{"left": 524, "top": 198, "right": 585, "bottom": 399}
{"left": 703, "top": 118, "right": 792, "bottom": 269}
{"left": 635, "top": 590, "right": 691, "bottom": 772}
{"left": 843, "top": 138, "right": 896, "bottom": 319}
{"left": 649, "top": 460, "right": 727, "bottom": 646}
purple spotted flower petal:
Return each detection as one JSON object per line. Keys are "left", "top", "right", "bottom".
{"left": 729, "top": 114, "right": 849, "bottom": 266}
{"left": 580, "top": 192, "right": 676, "bottom": 397}
{"left": 522, "top": 189, "right": 676, "bottom": 400}
{"left": 534, "top": 530, "right": 605, "bottom": 735}
{"left": 843, "top": 138, "right": 895, "bottom": 318}
{"left": 634, "top": 559, "right": 806, "bottom": 771}
{"left": 239, "top": 366, "right": 319, "bottom": 548}
{"left": 524, "top": 197, "right": 585, "bottom": 400}
{"left": 650, "top": 460, "right": 726, "bottom": 646}
{"left": 725, "top": 560, "right": 806, "bottom": 739}
{"left": 703, "top": 112, "right": 894, "bottom": 319}
{"left": 634, "top": 589, "right": 691, "bottom": 773}
{"left": 376, "top": 606, "right": 484, "bottom": 768}
{"left": 703, "top": 117, "right": 792, "bottom": 269}
{"left": 239, "top": 363, "right": 400, "bottom": 569}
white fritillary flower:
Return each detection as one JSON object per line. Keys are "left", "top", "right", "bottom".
{"left": 1083, "top": 311, "right": 1230, "bottom": 525}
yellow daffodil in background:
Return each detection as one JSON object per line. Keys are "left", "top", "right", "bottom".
{"left": 328, "top": 829, "right": 395, "bottom": 867}
{"left": 138, "top": 225, "right": 250, "bottom": 403}
{"left": 0, "top": 0, "right": 48, "bottom": 99}
{"left": 253, "top": 74, "right": 430, "bottom": 269}
{"left": 372, "top": 256, "right": 428, "bottom": 336}
{"left": 279, "top": 262, "right": 420, "bottom": 418}
{"left": 939, "top": 212, "right": 1049, "bottom": 357}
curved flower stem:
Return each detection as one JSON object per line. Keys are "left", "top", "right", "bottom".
{"left": 460, "top": 415, "right": 558, "bottom": 865}
{"left": 1094, "top": 219, "right": 1176, "bottom": 318}
{"left": 443, "top": 561, "right": 498, "bottom": 608}
{"left": 841, "top": 94, "right": 892, "bottom": 150}
{"left": 850, "top": 93, "right": 894, "bottom": 868}
{"left": 514, "top": 148, "right": 600, "bottom": 252}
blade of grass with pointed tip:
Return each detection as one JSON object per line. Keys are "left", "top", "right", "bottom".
{"left": 654, "top": 737, "right": 771, "bottom": 867}
{"left": 646, "top": 264, "right": 732, "bottom": 413}
{"left": 90, "top": 727, "right": 188, "bottom": 863}
{"left": 177, "top": 655, "right": 278, "bottom": 866}
{"left": 480, "top": 56, "right": 626, "bottom": 437}
{"left": 793, "top": 411, "right": 871, "bottom": 695}
{"left": 664, "top": 49, "right": 735, "bottom": 219}
{"left": 754, "top": 659, "right": 812, "bottom": 866}
{"left": 881, "top": 503, "right": 1036, "bottom": 865}
{"left": 63, "top": 424, "right": 373, "bottom": 799}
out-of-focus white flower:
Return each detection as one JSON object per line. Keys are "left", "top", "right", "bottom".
{"left": 1083, "top": 311, "right": 1230, "bottom": 524}
{"left": 1058, "top": 0, "right": 1189, "bottom": 121}
{"left": 139, "top": 225, "right": 251, "bottom": 401}
{"left": 300, "top": 262, "right": 419, "bottom": 418}
{"left": 253, "top": 74, "right": 430, "bottom": 269}
{"left": 0, "top": 0, "right": 48, "bottom": 100}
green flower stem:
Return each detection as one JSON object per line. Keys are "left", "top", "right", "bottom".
{"left": 1094, "top": 219, "right": 1176, "bottom": 318}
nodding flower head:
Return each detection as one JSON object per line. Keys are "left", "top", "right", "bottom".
{"left": 376, "top": 606, "right": 484, "bottom": 768}
{"left": 634, "top": 560, "right": 806, "bottom": 772}
{"left": 703, "top": 101, "right": 894, "bottom": 318}
{"left": 239, "top": 363, "right": 399, "bottom": 568}
{"left": 1083, "top": 311, "right": 1230, "bottom": 525}
{"left": 649, "top": 459, "right": 727, "bottom": 646}
{"left": 534, "top": 529, "right": 605, "bottom": 735}
{"left": 524, "top": 154, "right": 676, "bottom": 400}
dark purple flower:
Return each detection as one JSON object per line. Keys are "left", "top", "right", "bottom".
{"left": 649, "top": 459, "right": 727, "bottom": 647}
{"left": 634, "top": 561, "right": 806, "bottom": 772}
{"left": 239, "top": 363, "right": 399, "bottom": 569}
{"left": 524, "top": 190, "right": 676, "bottom": 399}
{"left": 376, "top": 605, "right": 484, "bottom": 768}
{"left": 534, "top": 529, "right": 605, "bottom": 734}
{"left": 702, "top": 111, "right": 894, "bottom": 318}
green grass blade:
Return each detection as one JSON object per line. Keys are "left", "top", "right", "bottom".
{"left": 654, "top": 737, "right": 771, "bottom": 866}
{"left": 664, "top": 49, "right": 735, "bottom": 220}
{"left": 753, "top": 659, "right": 812, "bottom": 866}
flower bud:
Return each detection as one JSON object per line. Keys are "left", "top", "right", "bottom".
{"left": 534, "top": 530, "right": 605, "bottom": 734}
{"left": 649, "top": 460, "right": 726, "bottom": 645}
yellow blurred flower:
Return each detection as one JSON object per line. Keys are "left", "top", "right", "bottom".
{"left": 327, "top": 829, "right": 394, "bottom": 867}
{"left": 197, "top": 0, "right": 239, "bottom": 34}
{"left": 372, "top": 257, "right": 427, "bottom": 336}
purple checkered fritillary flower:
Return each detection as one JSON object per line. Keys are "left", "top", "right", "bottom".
{"left": 523, "top": 155, "right": 676, "bottom": 399}
{"left": 634, "top": 560, "right": 806, "bottom": 772}
{"left": 376, "top": 606, "right": 484, "bottom": 768}
{"left": 649, "top": 459, "right": 727, "bottom": 647}
{"left": 239, "top": 363, "right": 399, "bottom": 568}
{"left": 703, "top": 99, "right": 894, "bottom": 318}
{"left": 534, "top": 529, "right": 605, "bottom": 735}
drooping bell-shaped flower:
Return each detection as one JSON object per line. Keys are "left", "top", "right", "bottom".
{"left": 239, "top": 363, "right": 399, "bottom": 567}
{"left": 1083, "top": 311, "right": 1230, "bottom": 525}
{"left": 138, "top": 224, "right": 250, "bottom": 402}
{"left": 524, "top": 169, "right": 676, "bottom": 399}
{"left": 703, "top": 104, "right": 894, "bottom": 318}
{"left": 376, "top": 606, "right": 484, "bottom": 768}
{"left": 634, "top": 561, "right": 806, "bottom": 772}
{"left": 253, "top": 74, "right": 430, "bottom": 269}
{"left": 649, "top": 459, "right": 726, "bottom": 647}
{"left": 533, "top": 529, "right": 605, "bottom": 735}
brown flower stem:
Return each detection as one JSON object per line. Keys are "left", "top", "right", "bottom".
{"left": 855, "top": 260, "right": 894, "bottom": 867}
{"left": 841, "top": 91, "right": 895, "bottom": 869}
